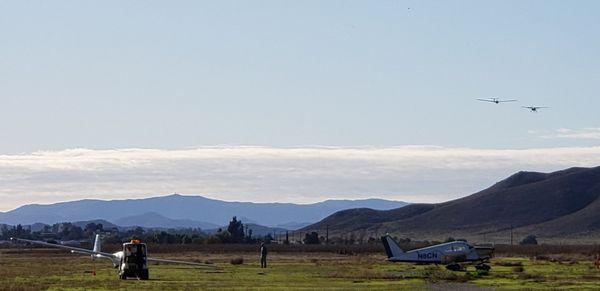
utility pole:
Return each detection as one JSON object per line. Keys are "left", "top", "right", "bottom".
{"left": 510, "top": 225, "right": 513, "bottom": 246}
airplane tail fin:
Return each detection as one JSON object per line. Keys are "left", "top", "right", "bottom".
{"left": 381, "top": 235, "right": 405, "bottom": 258}
{"left": 92, "top": 234, "right": 101, "bottom": 253}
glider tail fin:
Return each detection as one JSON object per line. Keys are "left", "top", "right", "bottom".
{"left": 93, "top": 234, "right": 101, "bottom": 253}
{"left": 381, "top": 235, "right": 404, "bottom": 258}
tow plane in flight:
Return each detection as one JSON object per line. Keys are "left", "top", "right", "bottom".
{"left": 12, "top": 234, "right": 215, "bottom": 280}
{"left": 476, "top": 98, "right": 517, "bottom": 104}
{"left": 522, "top": 106, "right": 548, "bottom": 112}
{"left": 381, "top": 235, "right": 494, "bottom": 271}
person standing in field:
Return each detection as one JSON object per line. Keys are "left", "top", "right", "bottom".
{"left": 595, "top": 253, "right": 600, "bottom": 269}
{"left": 260, "top": 242, "right": 268, "bottom": 268}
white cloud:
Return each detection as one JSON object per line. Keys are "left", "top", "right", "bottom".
{"left": 1, "top": 146, "right": 600, "bottom": 211}
{"left": 539, "top": 127, "right": 600, "bottom": 140}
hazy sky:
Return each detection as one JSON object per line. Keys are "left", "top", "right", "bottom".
{"left": 0, "top": 1, "right": 599, "bottom": 210}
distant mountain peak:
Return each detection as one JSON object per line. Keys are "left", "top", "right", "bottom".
{"left": 164, "top": 193, "right": 187, "bottom": 198}
{"left": 491, "top": 170, "right": 549, "bottom": 190}
{"left": 0, "top": 193, "right": 408, "bottom": 228}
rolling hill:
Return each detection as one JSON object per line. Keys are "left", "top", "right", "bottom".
{"left": 303, "top": 167, "right": 600, "bottom": 243}
{"left": 113, "top": 212, "right": 219, "bottom": 230}
{"left": 0, "top": 194, "right": 407, "bottom": 229}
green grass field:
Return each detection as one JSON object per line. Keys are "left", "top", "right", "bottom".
{"left": 1, "top": 248, "right": 600, "bottom": 290}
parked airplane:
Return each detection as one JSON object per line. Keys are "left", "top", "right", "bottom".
{"left": 381, "top": 235, "right": 494, "bottom": 271}
{"left": 11, "top": 235, "right": 215, "bottom": 280}
{"left": 522, "top": 106, "right": 548, "bottom": 112}
{"left": 476, "top": 98, "right": 517, "bottom": 104}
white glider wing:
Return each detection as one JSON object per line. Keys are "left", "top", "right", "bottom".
{"left": 10, "top": 237, "right": 117, "bottom": 259}
{"left": 12, "top": 236, "right": 216, "bottom": 268}
{"left": 147, "top": 257, "right": 215, "bottom": 267}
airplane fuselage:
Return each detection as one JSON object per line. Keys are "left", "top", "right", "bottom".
{"left": 386, "top": 241, "right": 482, "bottom": 263}
{"left": 381, "top": 235, "right": 494, "bottom": 270}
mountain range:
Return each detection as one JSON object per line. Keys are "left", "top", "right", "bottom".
{"left": 0, "top": 194, "right": 407, "bottom": 229}
{"left": 303, "top": 167, "right": 600, "bottom": 243}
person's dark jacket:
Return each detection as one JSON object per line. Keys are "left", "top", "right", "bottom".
{"left": 260, "top": 245, "right": 267, "bottom": 257}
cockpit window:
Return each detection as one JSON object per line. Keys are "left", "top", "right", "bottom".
{"left": 446, "top": 244, "right": 466, "bottom": 252}
{"left": 453, "top": 245, "right": 466, "bottom": 252}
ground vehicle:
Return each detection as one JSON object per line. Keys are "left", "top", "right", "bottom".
{"left": 119, "top": 240, "right": 149, "bottom": 279}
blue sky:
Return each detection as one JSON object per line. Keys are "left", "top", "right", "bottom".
{"left": 1, "top": 0, "right": 599, "bottom": 151}
{"left": 0, "top": 1, "right": 599, "bottom": 209}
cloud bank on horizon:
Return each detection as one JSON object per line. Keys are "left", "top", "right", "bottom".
{"left": 536, "top": 128, "right": 600, "bottom": 140}
{"left": 2, "top": 146, "right": 600, "bottom": 211}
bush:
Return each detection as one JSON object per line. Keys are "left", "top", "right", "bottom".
{"left": 230, "top": 257, "right": 244, "bottom": 265}
{"left": 512, "top": 266, "right": 525, "bottom": 273}
{"left": 304, "top": 232, "right": 320, "bottom": 244}
{"left": 520, "top": 235, "right": 538, "bottom": 245}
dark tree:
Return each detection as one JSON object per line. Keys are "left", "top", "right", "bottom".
{"left": 244, "top": 229, "right": 255, "bottom": 243}
{"left": 2, "top": 224, "right": 31, "bottom": 239}
{"left": 132, "top": 227, "right": 145, "bottom": 238}
{"left": 0, "top": 224, "right": 8, "bottom": 239}
{"left": 520, "top": 234, "right": 538, "bottom": 245}
{"left": 304, "top": 232, "right": 320, "bottom": 244}
{"left": 214, "top": 228, "right": 229, "bottom": 243}
{"left": 84, "top": 223, "right": 104, "bottom": 237}
{"left": 153, "top": 231, "right": 177, "bottom": 244}
{"left": 263, "top": 233, "right": 273, "bottom": 243}
{"left": 64, "top": 225, "right": 84, "bottom": 240}
{"left": 181, "top": 234, "right": 192, "bottom": 244}
{"left": 227, "top": 216, "right": 245, "bottom": 243}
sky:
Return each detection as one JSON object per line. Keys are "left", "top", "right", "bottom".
{"left": 0, "top": 1, "right": 599, "bottom": 211}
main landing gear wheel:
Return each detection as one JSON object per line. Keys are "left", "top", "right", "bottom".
{"left": 139, "top": 270, "right": 149, "bottom": 280}
{"left": 445, "top": 263, "right": 462, "bottom": 271}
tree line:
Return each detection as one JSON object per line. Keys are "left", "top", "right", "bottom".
{"left": 1, "top": 217, "right": 285, "bottom": 245}
{"left": 1, "top": 217, "right": 401, "bottom": 246}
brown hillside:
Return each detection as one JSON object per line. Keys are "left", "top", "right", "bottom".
{"left": 303, "top": 166, "right": 600, "bottom": 240}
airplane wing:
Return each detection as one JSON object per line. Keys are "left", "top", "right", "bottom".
{"left": 476, "top": 98, "right": 493, "bottom": 102}
{"left": 10, "top": 237, "right": 117, "bottom": 259}
{"left": 14, "top": 237, "right": 215, "bottom": 268}
{"left": 498, "top": 99, "right": 517, "bottom": 102}
{"left": 147, "top": 257, "right": 216, "bottom": 268}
